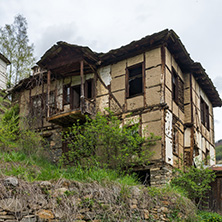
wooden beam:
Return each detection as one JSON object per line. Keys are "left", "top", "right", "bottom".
{"left": 47, "top": 110, "right": 81, "bottom": 121}
{"left": 47, "top": 70, "right": 51, "bottom": 118}
{"left": 86, "top": 62, "right": 124, "bottom": 112}
{"left": 80, "top": 60, "right": 85, "bottom": 113}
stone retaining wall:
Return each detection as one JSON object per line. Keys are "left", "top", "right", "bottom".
{"left": 0, "top": 176, "right": 197, "bottom": 222}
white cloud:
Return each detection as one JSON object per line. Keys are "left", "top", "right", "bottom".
{"left": 0, "top": 0, "right": 222, "bottom": 140}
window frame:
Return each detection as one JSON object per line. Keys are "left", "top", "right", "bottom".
{"left": 172, "top": 67, "right": 179, "bottom": 104}
{"left": 172, "top": 127, "right": 179, "bottom": 155}
{"left": 30, "top": 94, "right": 42, "bottom": 117}
{"left": 200, "top": 97, "right": 210, "bottom": 130}
{"left": 63, "top": 84, "right": 71, "bottom": 106}
{"left": 85, "top": 79, "right": 94, "bottom": 100}
{"left": 126, "top": 62, "right": 144, "bottom": 98}
{"left": 49, "top": 90, "right": 56, "bottom": 115}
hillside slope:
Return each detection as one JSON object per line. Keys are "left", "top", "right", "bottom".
{"left": 0, "top": 175, "right": 198, "bottom": 222}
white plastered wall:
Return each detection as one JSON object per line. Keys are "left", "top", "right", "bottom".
{"left": 165, "top": 109, "right": 173, "bottom": 165}
{"left": 0, "top": 59, "right": 7, "bottom": 90}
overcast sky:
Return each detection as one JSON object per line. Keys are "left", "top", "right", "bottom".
{"left": 0, "top": 0, "right": 222, "bottom": 141}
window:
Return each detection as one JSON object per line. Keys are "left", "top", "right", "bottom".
{"left": 31, "top": 94, "right": 47, "bottom": 118}
{"left": 70, "top": 85, "right": 81, "bottom": 109}
{"left": 173, "top": 127, "right": 179, "bottom": 155}
{"left": 31, "top": 95, "right": 42, "bottom": 117}
{"left": 172, "top": 68, "right": 184, "bottom": 111}
{"left": 85, "top": 79, "right": 94, "bottom": 99}
{"left": 49, "top": 91, "right": 56, "bottom": 115}
{"left": 63, "top": 84, "right": 71, "bottom": 105}
{"left": 172, "top": 68, "right": 179, "bottom": 103}
{"left": 205, "top": 149, "right": 210, "bottom": 165}
{"left": 127, "top": 63, "right": 144, "bottom": 98}
{"left": 200, "top": 97, "right": 210, "bottom": 130}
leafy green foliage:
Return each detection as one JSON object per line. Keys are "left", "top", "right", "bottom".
{"left": 171, "top": 165, "right": 216, "bottom": 208}
{"left": 0, "top": 98, "right": 43, "bottom": 156}
{"left": 216, "top": 144, "right": 222, "bottom": 163}
{"left": 198, "top": 210, "right": 222, "bottom": 222}
{"left": 62, "top": 109, "right": 160, "bottom": 171}
{"left": 0, "top": 103, "right": 19, "bottom": 151}
{"left": 0, "top": 14, "right": 35, "bottom": 86}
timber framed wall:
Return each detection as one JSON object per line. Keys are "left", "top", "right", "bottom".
{"left": 12, "top": 29, "right": 222, "bottom": 184}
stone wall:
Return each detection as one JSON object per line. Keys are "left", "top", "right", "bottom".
{"left": 150, "top": 162, "right": 173, "bottom": 187}
{"left": 0, "top": 176, "right": 197, "bottom": 222}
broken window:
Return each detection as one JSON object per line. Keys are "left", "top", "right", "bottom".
{"left": 172, "top": 127, "right": 179, "bottom": 155}
{"left": 85, "top": 79, "right": 94, "bottom": 99}
{"left": 127, "top": 63, "right": 144, "bottom": 98}
{"left": 172, "top": 68, "right": 179, "bottom": 103}
{"left": 63, "top": 84, "right": 71, "bottom": 105}
{"left": 172, "top": 68, "right": 184, "bottom": 111}
{"left": 49, "top": 91, "right": 56, "bottom": 115}
{"left": 172, "top": 115, "right": 179, "bottom": 155}
{"left": 70, "top": 85, "right": 81, "bottom": 109}
{"left": 31, "top": 95, "right": 42, "bottom": 117}
{"left": 205, "top": 149, "right": 210, "bottom": 165}
{"left": 200, "top": 97, "right": 210, "bottom": 130}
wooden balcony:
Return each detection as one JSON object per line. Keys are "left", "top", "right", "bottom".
{"left": 47, "top": 98, "right": 96, "bottom": 126}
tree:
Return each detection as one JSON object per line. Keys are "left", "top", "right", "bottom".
{"left": 0, "top": 14, "right": 35, "bottom": 87}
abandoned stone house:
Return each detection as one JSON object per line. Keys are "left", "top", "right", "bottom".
{"left": 11, "top": 29, "right": 222, "bottom": 186}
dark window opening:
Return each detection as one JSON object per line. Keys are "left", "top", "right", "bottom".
{"left": 172, "top": 68, "right": 179, "bottom": 103}
{"left": 134, "top": 170, "right": 150, "bottom": 186}
{"left": 49, "top": 91, "right": 56, "bottom": 115}
{"left": 205, "top": 149, "right": 210, "bottom": 165}
{"left": 127, "top": 63, "right": 143, "bottom": 98}
{"left": 70, "top": 85, "right": 81, "bottom": 109}
{"left": 200, "top": 97, "right": 210, "bottom": 130}
{"left": 63, "top": 84, "right": 71, "bottom": 105}
{"left": 85, "top": 79, "right": 94, "bottom": 99}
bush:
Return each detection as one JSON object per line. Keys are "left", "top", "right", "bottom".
{"left": 171, "top": 165, "right": 216, "bottom": 209}
{"left": 62, "top": 109, "right": 160, "bottom": 171}
{"left": 216, "top": 145, "right": 222, "bottom": 162}
{"left": 0, "top": 99, "right": 44, "bottom": 156}
{"left": 0, "top": 103, "right": 19, "bottom": 151}
{"left": 198, "top": 210, "right": 222, "bottom": 222}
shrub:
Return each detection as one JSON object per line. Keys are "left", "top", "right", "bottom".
{"left": 171, "top": 165, "right": 216, "bottom": 208}
{"left": 61, "top": 109, "right": 160, "bottom": 171}
{"left": 0, "top": 98, "right": 44, "bottom": 156}
{"left": 0, "top": 103, "right": 19, "bottom": 151}
{"left": 198, "top": 210, "right": 222, "bottom": 222}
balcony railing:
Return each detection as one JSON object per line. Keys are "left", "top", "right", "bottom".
{"left": 47, "top": 98, "right": 96, "bottom": 126}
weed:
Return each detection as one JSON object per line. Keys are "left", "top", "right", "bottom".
{"left": 198, "top": 210, "right": 222, "bottom": 222}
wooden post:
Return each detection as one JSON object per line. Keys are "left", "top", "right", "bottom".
{"left": 190, "top": 73, "right": 194, "bottom": 166}
{"left": 47, "top": 70, "right": 51, "bottom": 118}
{"left": 80, "top": 60, "right": 84, "bottom": 113}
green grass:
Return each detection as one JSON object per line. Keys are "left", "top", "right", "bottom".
{"left": 0, "top": 151, "right": 139, "bottom": 186}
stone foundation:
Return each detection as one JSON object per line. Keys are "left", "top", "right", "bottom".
{"left": 150, "top": 162, "right": 173, "bottom": 186}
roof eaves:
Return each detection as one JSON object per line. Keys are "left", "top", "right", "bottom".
{"left": 0, "top": 53, "right": 11, "bottom": 65}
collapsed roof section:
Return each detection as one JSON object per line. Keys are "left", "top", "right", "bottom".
{"left": 14, "top": 29, "right": 222, "bottom": 107}
{"left": 37, "top": 41, "right": 99, "bottom": 77}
